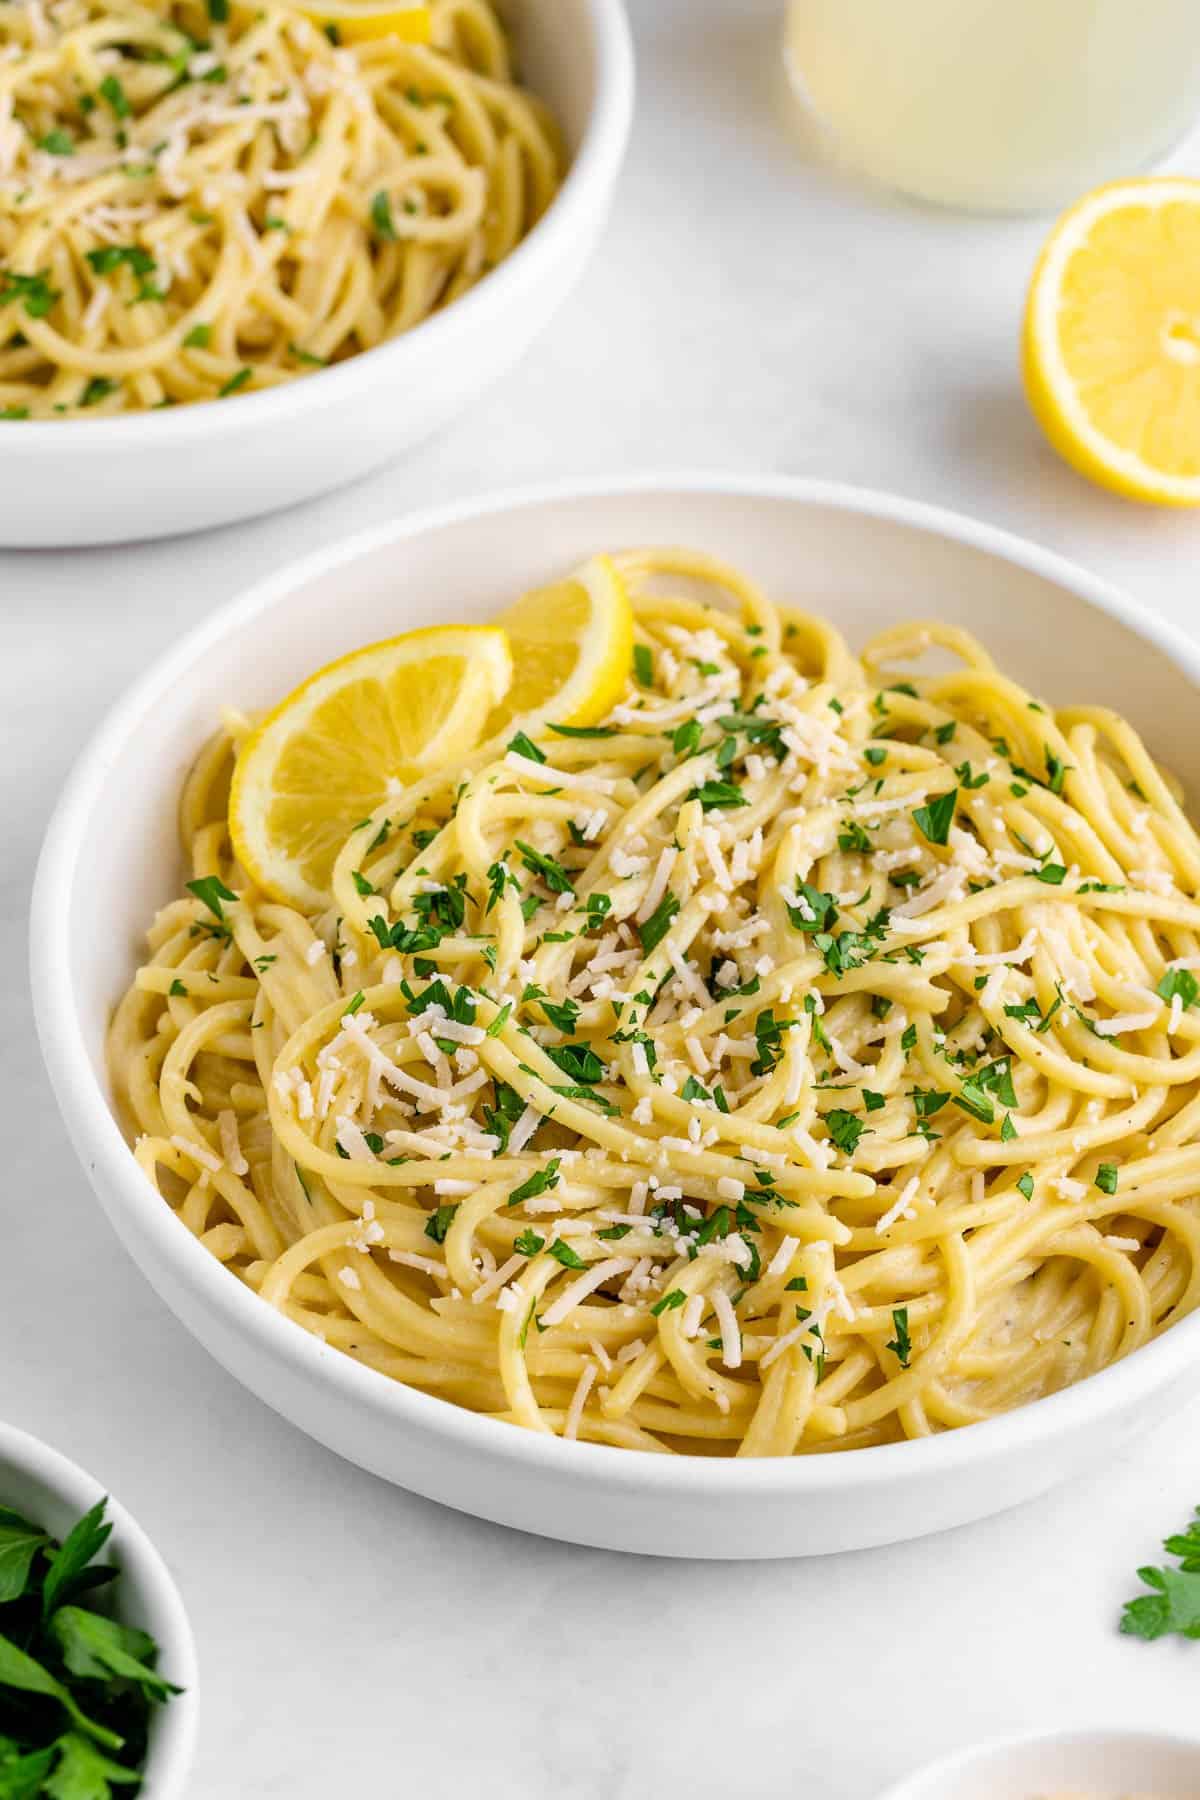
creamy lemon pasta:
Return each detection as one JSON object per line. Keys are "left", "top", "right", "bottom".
{"left": 109, "top": 549, "right": 1200, "bottom": 1456}
{"left": 0, "top": 0, "right": 559, "bottom": 417}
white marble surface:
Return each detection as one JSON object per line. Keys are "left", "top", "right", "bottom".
{"left": 4, "top": 1, "right": 1200, "bottom": 1793}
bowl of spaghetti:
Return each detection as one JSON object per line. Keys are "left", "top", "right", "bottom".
{"left": 0, "top": 0, "right": 633, "bottom": 546}
{"left": 31, "top": 476, "right": 1200, "bottom": 1558}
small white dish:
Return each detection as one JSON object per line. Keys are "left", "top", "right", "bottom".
{"left": 876, "top": 1726, "right": 1200, "bottom": 1800}
{"left": 0, "top": 1421, "right": 198, "bottom": 1798}
{"left": 30, "top": 474, "right": 1200, "bottom": 1559}
{"left": 0, "top": 0, "right": 634, "bottom": 548}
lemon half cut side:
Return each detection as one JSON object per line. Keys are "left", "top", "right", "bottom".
{"left": 1024, "top": 177, "right": 1200, "bottom": 507}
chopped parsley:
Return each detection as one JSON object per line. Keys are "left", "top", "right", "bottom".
{"left": 639, "top": 891, "right": 679, "bottom": 955}
{"left": 912, "top": 787, "right": 957, "bottom": 846}
{"left": 1, "top": 270, "right": 59, "bottom": 318}
{"left": 825, "top": 1109, "right": 868, "bottom": 1154}
{"left": 886, "top": 1306, "right": 912, "bottom": 1368}
{"left": 1157, "top": 968, "right": 1199, "bottom": 1009}
{"left": 218, "top": 366, "right": 252, "bottom": 397}
{"left": 509, "top": 1159, "right": 561, "bottom": 1204}
{"left": 424, "top": 1203, "right": 459, "bottom": 1243}
{"left": 185, "top": 875, "right": 236, "bottom": 920}
{"left": 515, "top": 839, "right": 574, "bottom": 896}
{"left": 506, "top": 730, "right": 545, "bottom": 764}
{"left": 98, "top": 73, "right": 131, "bottom": 118}
{"left": 370, "top": 189, "right": 397, "bottom": 240}
{"left": 546, "top": 1239, "right": 586, "bottom": 1270}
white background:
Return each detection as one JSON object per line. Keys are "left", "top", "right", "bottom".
{"left": 4, "top": 1, "right": 1200, "bottom": 1793}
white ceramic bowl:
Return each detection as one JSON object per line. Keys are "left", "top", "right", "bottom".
{"left": 876, "top": 1727, "right": 1200, "bottom": 1800}
{"left": 0, "top": 0, "right": 633, "bottom": 550}
{"left": 0, "top": 1421, "right": 198, "bottom": 1797}
{"left": 31, "top": 476, "right": 1200, "bottom": 1559}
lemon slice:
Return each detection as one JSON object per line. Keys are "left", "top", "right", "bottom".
{"left": 1024, "top": 178, "right": 1200, "bottom": 507}
{"left": 486, "top": 554, "right": 635, "bottom": 739}
{"left": 230, "top": 625, "right": 512, "bottom": 908}
{"left": 297, "top": 0, "right": 431, "bottom": 43}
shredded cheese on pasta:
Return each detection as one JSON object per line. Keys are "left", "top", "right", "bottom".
{"left": 0, "top": 0, "right": 559, "bottom": 416}
{"left": 109, "top": 547, "right": 1200, "bottom": 1456}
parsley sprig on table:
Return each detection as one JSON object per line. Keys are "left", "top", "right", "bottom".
{"left": 1121, "top": 1506, "right": 1200, "bottom": 1641}
{"left": 0, "top": 1496, "right": 180, "bottom": 1796}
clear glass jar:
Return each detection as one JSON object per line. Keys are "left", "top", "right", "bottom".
{"left": 784, "top": 0, "right": 1200, "bottom": 213}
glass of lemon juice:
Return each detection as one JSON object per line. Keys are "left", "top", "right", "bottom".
{"left": 784, "top": 0, "right": 1200, "bottom": 211}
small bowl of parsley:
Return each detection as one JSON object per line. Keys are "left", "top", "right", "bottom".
{"left": 0, "top": 1421, "right": 197, "bottom": 1797}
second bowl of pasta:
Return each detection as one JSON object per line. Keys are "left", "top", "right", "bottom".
{"left": 0, "top": 0, "right": 633, "bottom": 545}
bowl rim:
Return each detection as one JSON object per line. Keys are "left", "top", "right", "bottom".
{"left": 873, "top": 1724, "right": 1200, "bottom": 1799}
{"left": 2, "top": 0, "right": 634, "bottom": 452}
{"left": 0, "top": 1419, "right": 199, "bottom": 1797}
{"left": 30, "top": 471, "right": 1200, "bottom": 1498}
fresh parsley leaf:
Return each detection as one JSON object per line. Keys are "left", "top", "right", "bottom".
{"left": 0, "top": 1512, "right": 49, "bottom": 1604}
{"left": 540, "top": 997, "right": 580, "bottom": 1034}
{"left": 1, "top": 268, "right": 58, "bottom": 319}
{"left": 825, "top": 1109, "right": 867, "bottom": 1154}
{"left": 1158, "top": 968, "right": 1199, "bottom": 1009}
{"left": 506, "top": 730, "right": 545, "bottom": 764}
{"left": 672, "top": 718, "right": 702, "bottom": 757}
{"left": 1095, "top": 1164, "right": 1119, "bottom": 1195}
{"left": 886, "top": 1306, "right": 912, "bottom": 1367}
{"left": 509, "top": 1159, "right": 561, "bottom": 1204}
{"left": 639, "top": 891, "right": 679, "bottom": 955}
{"left": 515, "top": 839, "right": 574, "bottom": 896}
{"left": 51, "top": 1606, "right": 179, "bottom": 1703}
{"left": 785, "top": 882, "right": 838, "bottom": 935}
{"left": 424, "top": 1203, "right": 458, "bottom": 1244}
{"left": 546, "top": 1239, "right": 586, "bottom": 1270}
{"left": 1121, "top": 1508, "right": 1200, "bottom": 1642}
{"left": 633, "top": 644, "right": 653, "bottom": 686}
{"left": 370, "top": 189, "right": 397, "bottom": 239}
{"left": 98, "top": 73, "right": 130, "bottom": 117}
{"left": 650, "top": 1288, "right": 687, "bottom": 1316}
{"left": 689, "top": 780, "right": 746, "bottom": 811}
{"left": 185, "top": 876, "right": 237, "bottom": 921}
{"left": 912, "top": 787, "right": 957, "bottom": 846}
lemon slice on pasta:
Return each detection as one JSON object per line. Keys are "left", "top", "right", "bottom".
{"left": 230, "top": 625, "right": 512, "bottom": 908}
{"left": 297, "top": 0, "right": 431, "bottom": 43}
{"left": 485, "top": 554, "right": 635, "bottom": 739}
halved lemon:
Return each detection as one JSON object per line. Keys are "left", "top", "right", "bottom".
{"left": 230, "top": 626, "right": 512, "bottom": 908}
{"left": 297, "top": 0, "right": 431, "bottom": 43}
{"left": 485, "top": 554, "right": 635, "bottom": 739}
{"left": 1024, "top": 178, "right": 1200, "bottom": 506}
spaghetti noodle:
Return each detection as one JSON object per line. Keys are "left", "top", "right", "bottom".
{"left": 109, "top": 549, "right": 1200, "bottom": 1456}
{"left": 0, "top": 0, "right": 560, "bottom": 416}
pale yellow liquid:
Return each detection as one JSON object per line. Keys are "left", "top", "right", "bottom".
{"left": 784, "top": 0, "right": 1200, "bottom": 212}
